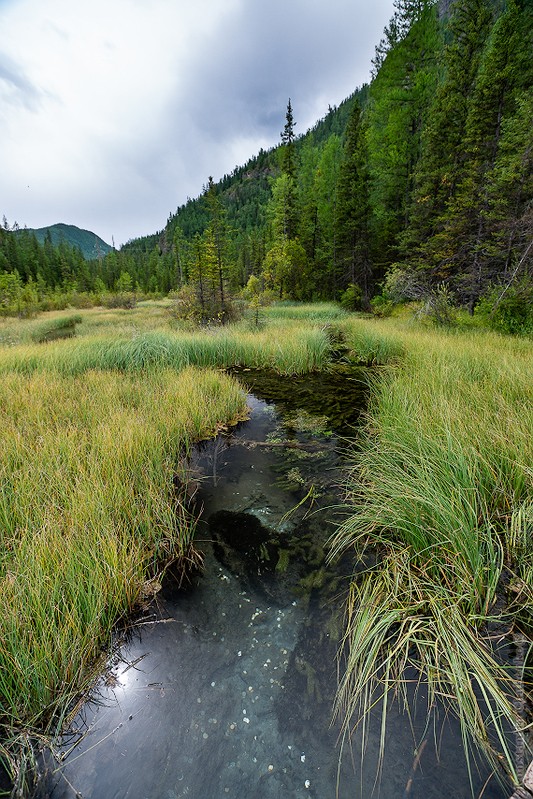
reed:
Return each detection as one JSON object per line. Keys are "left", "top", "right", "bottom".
{"left": 332, "top": 317, "right": 533, "bottom": 781}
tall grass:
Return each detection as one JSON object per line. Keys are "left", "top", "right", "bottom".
{"left": 262, "top": 301, "right": 347, "bottom": 323}
{"left": 0, "top": 302, "right": 334, "bottom": 786}
{"left": 0, "top": 367, "right": 246, "bottom": 737}
{"left": 332, "top": 317, "right": 533, "bottom": 781}
{"left": 0, "top": 325, "right": 330, "bottom": 377}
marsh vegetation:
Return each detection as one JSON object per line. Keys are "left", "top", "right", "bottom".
{"left": 0, "top": 300, "right": 531, "bottom": 795}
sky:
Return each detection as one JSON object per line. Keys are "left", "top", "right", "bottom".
{"left": 1, "top": 0, "right": 395, "bottom": 247}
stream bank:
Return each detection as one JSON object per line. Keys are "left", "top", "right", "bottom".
{"left": 31, "top": 367, "right": 507, "bottom": 799}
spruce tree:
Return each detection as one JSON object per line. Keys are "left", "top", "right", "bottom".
{"left": 431, "top": 0, "right": 533, "bottom": 308}
{"left": 403, "top": 0, "right": 494, "bottom": 259}
{"left": 336, "top": 102, "right": 373, "bottom": 304}
{"left": 366, "top": 0, "right": 441, "bottom": 265}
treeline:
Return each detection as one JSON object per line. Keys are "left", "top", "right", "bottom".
{"left": 138, "top": 0, "right": 533, "bottom": 319}
{"left": 2, "top": 0, "right": 532, "bottom": 326}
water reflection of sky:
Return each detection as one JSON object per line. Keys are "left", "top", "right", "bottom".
{"left": 36, "top": 383, "right": 508, "bottom": 799}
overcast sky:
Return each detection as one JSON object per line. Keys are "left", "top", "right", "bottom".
{"left": 1, "top": 0, "right": 394, "bottom": 247}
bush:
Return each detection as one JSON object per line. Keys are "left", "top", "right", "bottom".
{"left": 339, "top": 283, "right": 363, "bottom": 311}
{"left": 476, "top": 279, "right": 533, "bottom": 335}
{"left": 168, "top": 284, "right": 244, "bottom": 327}
{"left": 102, "top": 292, "right": 137, "bottom": 309}
{"left": 370, "top": 293, "right": 395, "bottom": 317}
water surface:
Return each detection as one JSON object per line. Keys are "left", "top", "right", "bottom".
{"left": 36, "top": 369, "right": 507, "bottom": 799}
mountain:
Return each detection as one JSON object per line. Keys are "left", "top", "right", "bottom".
{"left": 22, "top": 223, "right": 113, "bottom": 260}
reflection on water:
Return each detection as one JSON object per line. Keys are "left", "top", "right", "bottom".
{"left": 35, "top": 369, "right": 507, "bottom": 799}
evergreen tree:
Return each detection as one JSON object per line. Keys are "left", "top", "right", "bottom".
{"left": 403, "top": 0, "right": 494, "bottom": 257}
{"left": 204, "top": 176, "right": 230, "bottom": 316}
{"left": 429, "top": 0, "right": 533, "bottom": 308}
{"left": 315, "top": 135, "right": 343, "bottom": 297}
{"left": 336, "top": 102, "right": 373, "bottom": 304}
{"left": 281, "top": 98, "right": 297, "bottom": 179}
{"left": 367, "top": 0, "right": 441, "bottom": 265}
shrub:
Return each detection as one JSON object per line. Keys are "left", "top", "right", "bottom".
{"left": 168, "top": 284, "right": 244, "bottom": 327}
{"left": 476, "top": 278, "right": 533, "bottom": 335}
{"left": 339, "top": 283, "right": 363, "bottom": 311}
{"left": 102, "top": 292, "right": 137, "bottom": 309}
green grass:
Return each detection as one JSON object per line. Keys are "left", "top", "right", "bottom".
{"left": 0, "top": 367, "right": 247, "bottom": 736}
{"left": 331, "top": 316, "right": 533, "bottom": 782}
{"left": 0, "top": 301, "right": 336, "bottom": 787}
{"left": 0, "top": 325, "right": 330, "bottom": 377}
{"left": 30, "top": 314, "right": 83, "bottom": 343}
{"left": 1, "top": 302, "right": 531, "bottom": 790}
{"left": 262, "top": 301, "right": 348, "bottom": 323}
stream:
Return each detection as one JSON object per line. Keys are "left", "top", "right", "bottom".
{"left": 34, "top": 368, "right": 508, "bottom": 799}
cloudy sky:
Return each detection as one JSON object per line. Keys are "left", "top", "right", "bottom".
{"left": 1, "top": 0, "right": 394, "bottom": 247}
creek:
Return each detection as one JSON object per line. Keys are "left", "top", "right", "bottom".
{"left": 34, "top": 368, "right": 507, "bottom": 799}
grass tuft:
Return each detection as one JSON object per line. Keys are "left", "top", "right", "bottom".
{"left": 331, "top": 316, "right": 533, "bottom": 781}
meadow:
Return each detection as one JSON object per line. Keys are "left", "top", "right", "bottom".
{"left": 0, "top": 300, "right": 531, "bottom": 788}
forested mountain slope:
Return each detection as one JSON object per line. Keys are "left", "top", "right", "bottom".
{"left": 1, "top": 0, "right": 531, "bottom": 319}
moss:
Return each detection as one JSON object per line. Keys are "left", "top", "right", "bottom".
{"left": 275, "top": 548, "right": 290, "bottom": 573}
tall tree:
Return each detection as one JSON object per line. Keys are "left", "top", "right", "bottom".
{"left": 403, "top": 0, "right": 494, "bottom": 259}
{"left": 428, "top": 0, "right": 533, "bottom": 308}
{"left": 281, "top": 98, "right": 297, "bottom": 179}
{"left": 336, "top": 102, "right": 373, "bottom": 304}
{"left": 204, "top": 176, "right": 231, "bottom": 318}
{"left": 367, "top": 0, "right": 441, "bottom": 265}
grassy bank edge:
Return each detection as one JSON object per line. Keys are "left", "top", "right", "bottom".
{"left": 331, "top": 316, "right": 533, "bottom": 785}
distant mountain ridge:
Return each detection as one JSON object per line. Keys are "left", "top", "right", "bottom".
{"left": 22, "top": 223, "right": 113, "bottom": 260}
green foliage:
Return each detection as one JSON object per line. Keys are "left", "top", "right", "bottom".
{"left": 336, "top": 102, "right": 373, "bottom": 301}
{"left": 263, "top": 237, "right": 309, "bottom": 300}
{"left": 168, "top": 284, "right": 244, "bottom": 327}
{"left": 476, "top": 278, "right": 533, "bottom": 335}
{"left": 332, "top": 317, "right": 533, "bottom": 779}
{"left": 339, "top": 283, "right": 363, "bottom": 311}
{"left": 20, "top": 223, "right": 113, "bottom": 260}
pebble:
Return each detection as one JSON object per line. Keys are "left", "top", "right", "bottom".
{"left": 268, "top": 765, "right": 274, "bottom": 772}
{"left": 305, "top": 780, "right": 311, "bottom": 789}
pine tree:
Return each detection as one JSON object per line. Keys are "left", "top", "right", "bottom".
{"left": 367, "top": 0, "right": 441, "bottom": 265}
{"left": 204, "top": 176, "right": 230, "bottom": 318}
{"left": 281, "top": 98, "right": 297, "bottom": 179}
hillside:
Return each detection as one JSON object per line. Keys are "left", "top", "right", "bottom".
{"left": 1, "top": 0, "right": 531, "bottom": 325}
{"left": 22, "top": 223, "right": 113, "bottom": 260}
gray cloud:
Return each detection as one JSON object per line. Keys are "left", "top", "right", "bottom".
{"left": 1, "top": 0, "right": 395, "bottom": 245}
{"left": 0, "top": 53, "right": 43, "bottom": 111}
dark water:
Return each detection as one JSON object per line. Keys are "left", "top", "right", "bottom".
{"left": 34, "top": 368, "right": 508, "bottom": 799}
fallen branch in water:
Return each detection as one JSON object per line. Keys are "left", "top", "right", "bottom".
{"left": 236, "top": 439, "right": 334, "bottom": 451}
{"left": 404, "top": 739, "right": 428, "bottom": 797}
